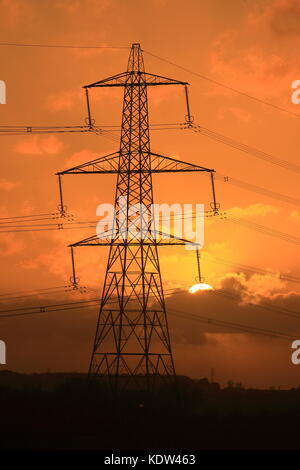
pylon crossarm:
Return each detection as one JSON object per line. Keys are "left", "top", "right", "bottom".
{"left": 84, "top": 72, "right": 129, "bottom": 88}
{"left": 56, "top": 151, "right": 214, "bottom": 175}
{"left": 69, "top": 230, "right": 116, "bottom": 247}
{"left": 150, "top": 152, "right": 214, "bottom": 173}
{"left": 138, "top": 72, "right": 188, "bottom": 86}
{"left": 69, "top": 239, "right": 197, "bottom": 247}
{"left": 69, "top": 230, "right": 200, "bottom": 248}
{"left": 154, "top": 230, "right": 200, "bottom": 248}
{"left": 84, "top": 71, "right": 188, "bottom": 88}
{"left": 56, "top": 151, "right": 120, "bottom": 175}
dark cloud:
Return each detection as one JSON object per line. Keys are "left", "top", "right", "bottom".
{"left": 269, "top": 0, "right": 300, "bottom": 36}
{"left": 0, "top": 273, "right": 299, "bottom": 377}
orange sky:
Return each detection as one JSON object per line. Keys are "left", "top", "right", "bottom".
{"left": 0, "top": 0, "right": 299, "bottom": 388}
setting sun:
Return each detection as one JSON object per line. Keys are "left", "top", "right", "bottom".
{"left": 189, "top": 283, "right": 213, "bottom": 294}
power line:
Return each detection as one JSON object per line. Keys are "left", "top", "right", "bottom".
{"left": 0, "top": 42, "right": 297, "bottom": 120}
{"left": 214, "top": 173, "right": 300, "bottom": 207}
{"left": 0, "top": 225, "right": 95, "bottom": 233}
{"left": 0, "top": 129, "right": 94, "bottom": 136}
{"left": 68, "top": 209, "right": 299, "bottom": 245}
{"left": 0, "top": 285, "right": 71, "bottom": 298}
{"left": 0, "top": 212, "right": 59, "bottom": 221}
{"left": 151, "top": 209, "right": 300, "bottom": 245}
{"left": 143, "top": 49, "right": 300, "bottom": 119}
{"left": 1, "top": 284, "right": 298, "bottom": 319}
{"left": 0, "top": 286, "right": 179, "bottom": 312}
{"left": 148, "top": 144, "right": 299, "bottom": 207}
{"left": 0, "top": 298, "right": 99, "bottom": 315}
{"left": 0, "top": 286, "right": 67, "bottom": 296}
{"left": 213, "top": 289, "right": 300, "bottom": 321}
{"left": 202, "top": 252, "right": 300, "bottom": 284}
{"left": 226, "top": 216, "right": 300, "bottom": 245}
{"left": 191, "top": 124, "right": 300, "bottom": 174}
{"left": 169, "top": 308, "right": 297, "bottom": 340}
{"left": 0, "top": 303, "right": 98, "bottom": 318}
{"left": 0, "top": 42, "right": 129, "bottom": 49}
{"left": 82, "top": 213, "right": 300, "bottom": 245}
{"left": 0, "top": 289, "right": 297, "bottom": 340}
{"left": 0, "top": 220, "right": 98, "bottom": 229}
{"left": 0, "top": 217, "right": 66, "bottom": 226}
{"left": 0, "top": 287, "right": 70, "bottom": 302}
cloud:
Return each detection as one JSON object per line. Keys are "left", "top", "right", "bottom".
{"left": 45, "top": 89, "right": 83, "bottom": 112}
{"left": 227, "top": 203, "right": 278, "bottom": 218}
{"left": 0, "top": 271, "right": 299, "bottom": 385}
{"left": 211, "top": 45, "right": 293, "bottom": 99}
{"left": 0, "top": 179, "right": 20, "bottom": 191}
{"left": 20, "top": 244, "right": 69, "bottom": 280}
{"left": 148, "top": 86, "right": 181, "bottom": 106}
{"left": 63, "top": 149, "right": 99, "bottom": 168}
{"left": 55, "top": 0, "right": 111, "bottom": 16}
{"left": 54, "top": 0, "right": 81, "bottom": 15}
{"left": 19, "top": 229, "right": 106, "bottom": 288}
{"left": 0, "top": 234, "right": 25, "bottom": 257}
{"left": 209, "top": 5, "right": 300, "bottom": 100}
{"left": 218, "top": 271, "right": 286, "bottom": 301}
{"left": 249, "top": 0, "right": 300, "bottom": 37}
{"left": 0, "top": 0, "right": 31, "bottom": 28}
{"left": 14, "top": 136, "right": 64, "bottom": 155}
{"left": 217, "top": 106, "right": 252, "bottom": 122}
{"left": 289, "top": 210, "right": 300, "bottom": 222}
{"left": 163, "top": 271, "right": 300, "bottom": 346}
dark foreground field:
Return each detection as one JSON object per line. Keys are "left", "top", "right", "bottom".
{"left": 0, "top": 370, "right": 300, "bottom": 450}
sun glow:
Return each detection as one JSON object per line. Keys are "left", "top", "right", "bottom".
{"left": 189, "top": 283, "right": 213, "bottom": 294}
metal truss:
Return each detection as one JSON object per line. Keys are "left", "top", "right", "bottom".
{"left": 57, "top": 151, "right": 214, "bottom": 175}
{"left": 57, "top": 43, "right": 219, "bottom": 394}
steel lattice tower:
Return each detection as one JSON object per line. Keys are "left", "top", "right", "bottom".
{"left": 57, "top": 43, "right": 218, "bottom": 393}
{"left": 91, "top": 44, "right": 176, "bottom": 390}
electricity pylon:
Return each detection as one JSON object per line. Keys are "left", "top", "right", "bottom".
{"left": 57, "top": 43, "right": 218, "bottom": 393}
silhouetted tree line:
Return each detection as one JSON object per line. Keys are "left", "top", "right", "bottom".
{"left": 1, "top": 370, "right": 300, "bottom": 449}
